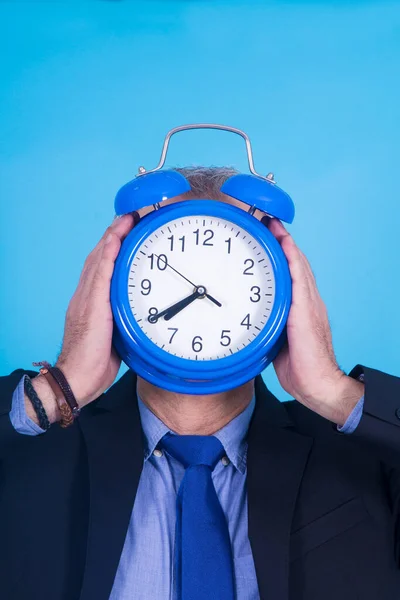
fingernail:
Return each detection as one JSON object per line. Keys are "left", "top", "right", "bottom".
{"left": 105, "top": 233, "right": 113, "bottom": 244}
{"left": 261, "top": 215, "right": 271, "bottom": 227}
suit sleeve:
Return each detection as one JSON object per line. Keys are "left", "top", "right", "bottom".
{"left": 10, "top": 375, "right": 45, "bottom": 435}
{"left": 349, "top": 365, "right": 400, "bottom": 565}
{"left": 349, "top": 365, "right": 400, "bottom": 464}
{"left": 337, "top": 395, "right": 364, "bottom": 433}
{"left": 0, "top": 369, "right": 39, "bottom": 455}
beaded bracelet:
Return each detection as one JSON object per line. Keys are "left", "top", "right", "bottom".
{"left": 23, "top": 375, "right": 51, "bottom": 431}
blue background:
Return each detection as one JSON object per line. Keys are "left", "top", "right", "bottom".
{"left": 1, "top": 0, "right": 399, "bottom": 400}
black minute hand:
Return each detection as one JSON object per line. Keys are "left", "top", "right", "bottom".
{"left": 164, "top": 290, "right": 201, "bottom": 321}
{"left": 153, "top": 254, "right": 222, "bottom": 308}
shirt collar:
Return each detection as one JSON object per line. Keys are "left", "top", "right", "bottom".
{"left": 213, "top": 395, "right": 255, "bottom": 474}
{"left": 137, "top": 396, "right": 170, "bottom": 462}
{"left": 137, "top": 392, "right": 256, "bottom": 475}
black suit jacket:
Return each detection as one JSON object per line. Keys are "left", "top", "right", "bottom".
{"left": 1, "top": 365, "right": 400, "bottom": 600}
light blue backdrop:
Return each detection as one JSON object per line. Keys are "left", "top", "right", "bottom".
{"left": 1, "top": 0, "right": 399, "bottom": 400}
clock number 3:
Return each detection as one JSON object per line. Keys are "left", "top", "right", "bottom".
{"left": 250, "top": 286, "right": 261, "bottom": 302}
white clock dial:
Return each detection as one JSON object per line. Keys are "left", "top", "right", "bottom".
{"left": 128, "top": 215, "right": 276, "bottom": 361}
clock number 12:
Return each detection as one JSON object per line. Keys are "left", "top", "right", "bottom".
{"left": 193, "top": 229, "right": 214, "bottom": 246}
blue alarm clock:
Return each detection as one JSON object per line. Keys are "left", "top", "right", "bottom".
{"left": 111, "top": 124, "right": 294, "bottom": 394}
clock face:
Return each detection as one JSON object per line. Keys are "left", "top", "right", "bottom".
{"left": 127, "top": 214, "right": 276, "bottom": 361}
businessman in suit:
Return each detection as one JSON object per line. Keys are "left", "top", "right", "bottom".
{"left": 1, "top": 166, "right": 399, "bottom": 600}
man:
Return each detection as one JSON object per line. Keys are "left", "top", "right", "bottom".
{"left": 1, "top": 166, "right": 399, "bottom": 600}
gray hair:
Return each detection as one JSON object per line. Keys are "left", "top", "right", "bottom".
{"left": 173, "top": 166, "right": 238, "bottom": 201}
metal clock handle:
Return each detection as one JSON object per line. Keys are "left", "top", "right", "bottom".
{"left": 137, "top": 123, "right": 275, "bottom": 184}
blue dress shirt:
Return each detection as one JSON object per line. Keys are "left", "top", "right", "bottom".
{"left": 9, "top": 377, "right": 364, "bottom": 599}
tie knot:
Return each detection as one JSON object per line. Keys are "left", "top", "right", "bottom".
{"left": 161, "top": 432, "right": 225, "bottom": 470}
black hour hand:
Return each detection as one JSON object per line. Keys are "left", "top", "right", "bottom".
{"left": 164, "top": 290, "right": 201, "bottom": 321}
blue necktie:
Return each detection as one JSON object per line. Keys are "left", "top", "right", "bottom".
{"left": 161, "top": 432, "right": 235, "bottom": 600}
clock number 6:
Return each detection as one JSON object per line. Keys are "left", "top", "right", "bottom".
{"left": 192, "top": 336, "right": 203, "bottom": 353}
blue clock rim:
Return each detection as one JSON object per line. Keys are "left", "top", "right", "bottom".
{"left": 111, "top": 200, "right": 292, "bottom": 379}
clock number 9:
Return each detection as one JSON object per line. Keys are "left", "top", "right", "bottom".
{"left": 140, "top": 279, "right": 151, "bottom": 295}
{"left": 192, "top": 336, "right": 203, "bottom": 353}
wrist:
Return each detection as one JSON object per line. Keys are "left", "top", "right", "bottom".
{"left": 27, "top": 375, "right": 61, "bottom": 425}
{"left": 54, "top": 359, "right": 89, "bottom": 407}
{"left": 306, "top": 371, "right": 365, "bottom": 426}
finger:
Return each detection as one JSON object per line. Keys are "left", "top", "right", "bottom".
{"left": 298, "top": 251, "right": 329, "bottom": 321}
{"left": 90, "top": 213, "right": 135, "bottom": 259}
{"left": 80, "top": 213, "right": 135, "bottom": 284}
{"left": 266, "top": 217, "right": 315, "bottom": 297}
{"left": 299, "top": 249, "right": 317, "bottom": 286}
{"left": 266, "top": 218, "right": 290, "bottom": 245}
{"left": 95, "top": 213, "right": 135, "bottom": 277}
{"left": 273, "top": 232, "right": 312, "bottom": 305}
{"left": 295, "top": 246, "right": 323, "bottom": 304}
{"left": 266, "top": 218, "right": 295, "bottom": 264}
{"left": 91, "top": 231, "right": 124, "bottom": 295}
{"left": 109, "top": 213, "right": 135, "bottom": 242}
{"left": 284, "top": 246, "right": 311, "bottom": 304}
{"left": 298, "top": 251, "right": 316, "bottom": 290}
{"left": 94, "top": 213, "right": 135, "bottom": 256}
{"left": 267, "top": 218, "right": 306, "bottom": 281}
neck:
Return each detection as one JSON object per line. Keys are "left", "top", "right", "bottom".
{"left": 137, "top": 378, "right": 255, "bottom": 435}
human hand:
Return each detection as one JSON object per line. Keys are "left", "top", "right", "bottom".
{"left": 267, "top": 218, "right": 364, "bottom": 426}
{"left": 53, "top": 213, "right": 135, "bottom": 407}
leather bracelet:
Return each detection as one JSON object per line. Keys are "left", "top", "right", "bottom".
{"left": 50, "top": 364, "right": 80, "bottom": 418}
{"left": 33, "top": 362, "right": 74, "bottom": 428}
{"left": 33, "top": 361, "right": 80, "bottom": 418}
{"left": 23, "top": 375, "right": 51, "bottom": 430}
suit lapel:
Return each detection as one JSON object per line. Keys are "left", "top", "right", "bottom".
{"left": 78, "top": 371, "right": 144, "bottom": 600}
{"left": 247, "top": 377, "right": 313, "bottom": 600}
